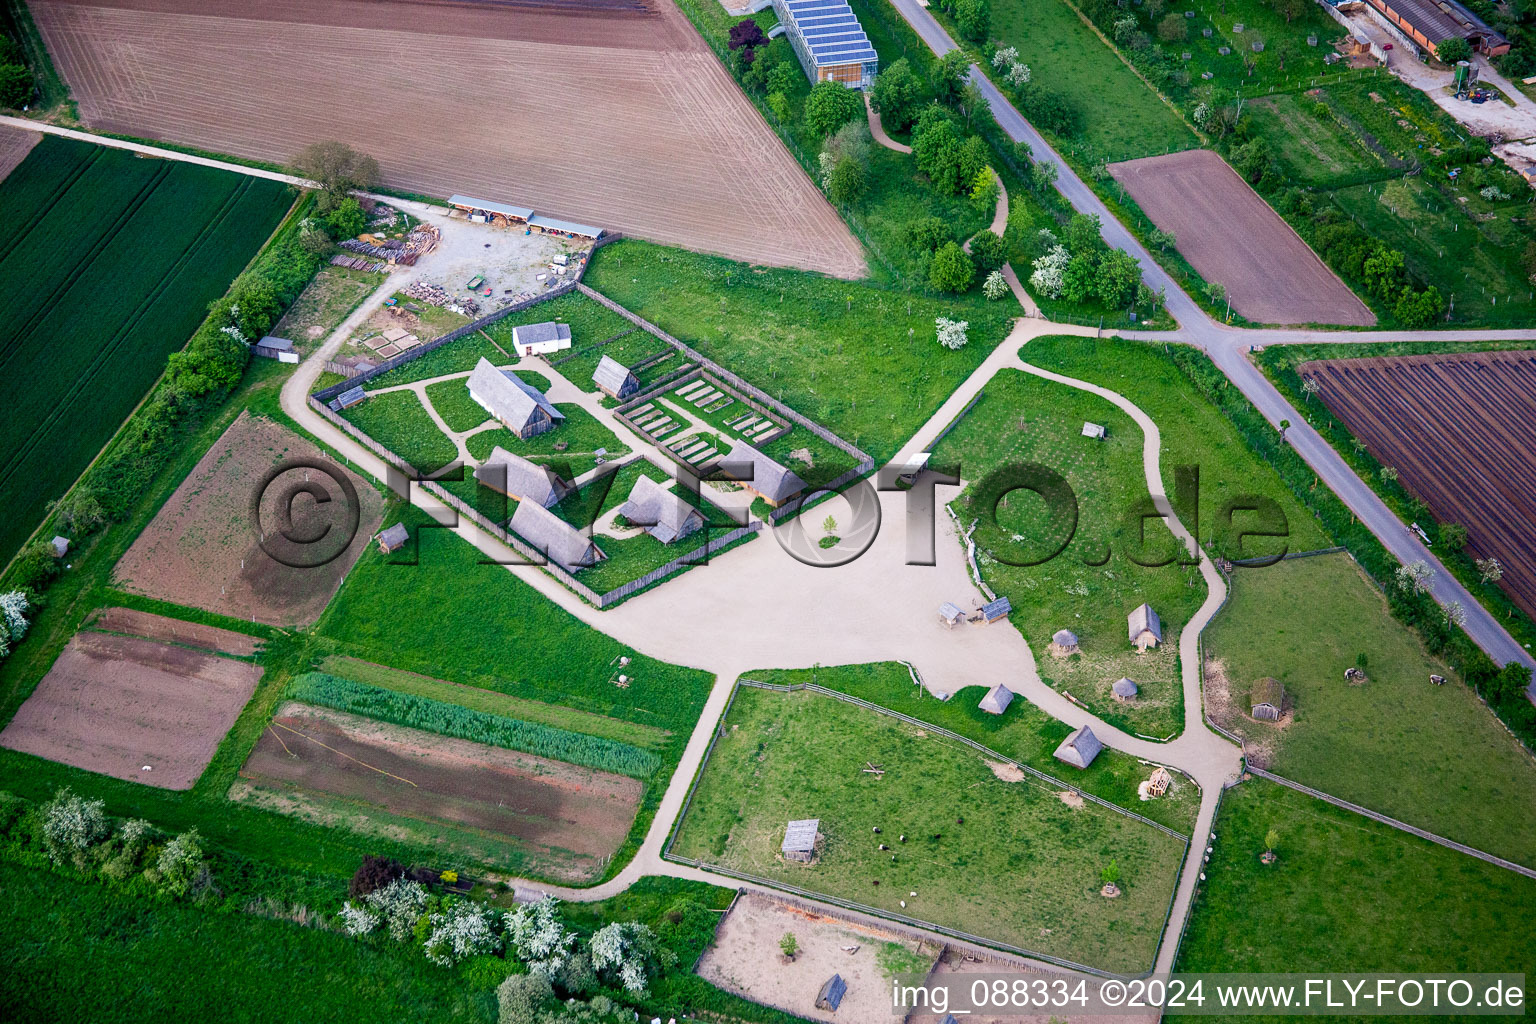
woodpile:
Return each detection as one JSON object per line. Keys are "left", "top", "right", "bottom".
{"left": 330, "top": 254, "right": 387, "bottom": 272}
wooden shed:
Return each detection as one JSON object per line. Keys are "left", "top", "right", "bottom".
{"left": 1128, "top": 603, "right": 1163, "bottom": 650}
{"left": 973, "top": 596, "right": 1011, "bottom": 624}
{"left": 937, "top": 602, "right": 965, "bottom": 629}
{"left": 815, "top": 974, "right": 847, "bottom": 1012}
{"left": 592, "top": 355, "right": 640, "bottom": 400}
{"left": 1054, "top": 725, "right": 1103, "bottom": 769}
{"left": 376, "top": 523, "right": 409, "bottom": 553}
{"left": 49, "top": 536, "right": 69, "bottom": 558}
{"left": 978, "top": 684, "right": 1013, "bottom": 715}
{"left": 1250, "top": 677, "right": 1285, "bottom": 721}
{"left": 782, "top": 818, "right": 820, "bottom": 863}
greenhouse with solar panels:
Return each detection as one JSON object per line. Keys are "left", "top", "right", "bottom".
{"left": 771, "top": 0, "right": 880, "bottom": 88}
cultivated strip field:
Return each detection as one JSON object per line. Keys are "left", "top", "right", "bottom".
{"left": 85, "top": 606, "right": 262, "bottom": 657}
{"left": 1108, "top": 149, "right": 1374, "bottom": 326}
{"left": 34, "top": 0, "right": 866, "bottom": 278}
{"left": 0, "top": 135, "right": 292, "bottom": 563}
{"left": 0, "top": 630, "right": 262, "bottom": 789}
{"left": 0, "top": 124, "right": 39, "bottom": 182}
{"left": 238, "top": 703, "right": 644, "bottom": 882}
{"left": 1300, "top": 350, "right": 1536, "bottom": 621}
{"left": 115, "top": 412, "right": 385, "bottom": 627}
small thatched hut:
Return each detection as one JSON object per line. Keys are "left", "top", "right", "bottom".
{"left": 1250, "top": 677, "right": 1285, "bottom": 721}
{"left": 1048, "top": 629, "right": 1079, "bottom": 657}
{"left": 1111, "top": 677, "right": 1140, "bottom": 702}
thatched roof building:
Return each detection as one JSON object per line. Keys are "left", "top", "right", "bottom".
{"left": 474, "top": 446, "right": 572, "bottom": 508}
{"left": 1054, "top": 724, "right": 1103, "bottom": 769}
{"left": 978, "top": 684, "right": 1014, "bottom": 715}
{"left": 511, "top": 499, "right": 604, "bottom": 573}
{"left": 1250, "top": 677, "right": 1285, "bottom": 721}
{"left": 1112, "top": 677, "right": 1140, "bottom": 701}
{"left": 1129, "top": 603, "right": 1163, "bottom": 649}
{"left": 937, "top": 602, "right": 965, "bottom": 628}
{"left": 718, "top": 441, "right": 806, "bottom": 506}
{"left": 376, "top": 523, "right": 409, "bottom": 553}
{"left": 592, "top": 355, "right": 640, "bottom": 399}
{"left": 467, "top": 358, "right": 565, "bottom": 438}
{"left": 618, "top": 474, "right": 704, "bottom": 544}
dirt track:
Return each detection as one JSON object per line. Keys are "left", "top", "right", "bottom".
{"left": 241, "top": 704, "right": 642, "bottom": 875}
{"left": 1300, "top": 349, "right": 1536, "bottom": 620}
{"left": 113, "top": 412, "right": 383, "bottom": 627}
{"left": 0, "top": 631, "right": 261, "bottom": 789}
{"left": 1109, "top": 149, "right": 1374, "bottom": 326}
{"left": 34, "top": 0, "right": 866, "bottom": 278}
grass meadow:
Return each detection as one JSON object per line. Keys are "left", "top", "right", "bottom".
{"left": 584, "top": 239, "right": 1018, "bottom": 463}
{"left": 749, "top": 662, "right": 1200, "bottom": 833}
{"left": 0, "top": 135, "right": 293, "bottom": 563}
{"left": 1205, "top": 552, "right": 1536, "bottom": 868}
{"left": 670, "top": 685, "right": 1185, "bottom": 974}
{"left": 1173, "top": 779, "right": 1536, "bottom": 1010}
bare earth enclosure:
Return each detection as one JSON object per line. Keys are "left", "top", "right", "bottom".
{"left": 1109, "top": 149, "right": 1374, "bottom": 326}
{"left": 1300, "top": 350, "right": 1536, "bottom": 619}
{"left": 0, "top": 124, "right": 39, "bottom": 183}
{"left": 114, "top": 412, "right": 384, "bottom": 627}
{"left": 85, "top": 606, "right": 262, "bottom": 657}
{"left": 33, "top": 0, "right": 866, "bottom": 278}
{"left": 0, "top": 630, "right": 262, "bottom": 789}
{"left": 237, "top": 704, "right": 643, "bottom": 883}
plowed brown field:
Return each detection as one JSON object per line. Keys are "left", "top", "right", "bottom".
{"left": 33, "top": 0, "right": 866, "bottom": 277}
{"left": 1300, "top": 349, "right": 1536, "bottom": 619}
{"left": 0, "top": 125, "right": 39, "bottom": 183}
{"left": 1109, "top": 149, "right": 1374, "bottom": 326}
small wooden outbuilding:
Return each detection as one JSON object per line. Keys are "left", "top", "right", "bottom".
{"left": 49, "top": 536, "right": 69, "bottom": 558}
{"left": 1128, "top": 603, "right": 1163, "bottom": 650}
{"left": 782, "top": 818, "right": 820, "bottom": 863}
{"left": 978, "top": 684, "right": 1013, "bottom": 715}
{"left": 937, "top": 602, "right": 965, "bottom": 628}
{"left": 1054, "top": 725, "right": 1103, "bottom": 769}
{"left": 973, "top": 596, "right": 1011, "bottom": 624}
{"left": 592, "top": 355, "right": 640, "bottom": 400}
{"left": 1082, "top": 421, "right": 1106, "bottom": 440}
{"left": 1048, "top": 629, "right": 1079, "bottom": 656}
{"left": 1250, "top": 677, "right": 1285, "bottom": 721}
{"left": 376, "top": 523, "right": 409, "bottom": 553}
{"left": 816, "top": 974, "right": 847, "bottom": 1012}
{"left": 1111, "top": 677, "right": 1140, "bottom": 702}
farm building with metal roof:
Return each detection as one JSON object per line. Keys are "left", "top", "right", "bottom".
{"left": 772, "top": 0, "right": 879, "bottom": 89}
{"left": 468, "top": 358, "right": 565, "bottom": 439}
{"left": 1361, "top": 0, "right": 1508, "bottom": 57}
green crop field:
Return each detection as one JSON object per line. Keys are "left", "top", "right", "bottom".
{"left": 341, "top": 390, "right": 459, "bottom": 473}
{"left": 750, "top": 662, "right": 1200, "bottom": 834}
{"left": 1243, "top": 92, "right": 1389, "bottom": 188}
{"left": 1173, "top": 779, "right": 1536, "bottom": 1001}
{"left": 671, "top": 685, "right": 1185, "bottom": 973}
{"left": 1206, "top": 552, "right": 1536, "bottom": 868}
{"left": 0, "top": 136, "right": 293, "bottom": 563}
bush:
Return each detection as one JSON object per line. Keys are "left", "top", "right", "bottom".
{"left": 1022, "top": 87, "right": 1083, "bottom": 137}
{"left": 424, "top": 900, "right": 503, "bottom": 967}
{"left": 350, "top": 854, "right": 407, "bottom": 898}
{"left": 904, "top": 216, "right": 951, "bottom": 254}
{"left": 507, "top": 895, "right": 577, "bottom": 976}
{"left": 0, "top": 60, "right": 33, "bottom": 109}
{"left": 589, "top": 922, "right": 676, "bottom": 994}
{"left": 1436, "top": 37, "right": 1472, "bottom": 65}
{"left": 955, "top": 0, "right": 991, "bottom": 41}
{"left": 324, "top": 197, "right": 367, "bottom": 240}
{"left": 498, "top": 973, "right": 556, "bottom": 1024}
{"left": 969, "top": 230, "right": 1008, "bottom": 274}
{"left": 803, "top": 80, "right": 863, "bottom": 138}
{"left": 144, "top": 828, "right": 207, "bottom": 898}
{"left": 40, "top": 788, "right": 111, "bottom": 867}
{"left": 870, "top": 57, "right": 924, "bottom": 132}
{"left": 287, "top": 673, "right": 661, "bottom": 778}
{"left": 929, "top": 241, "right": 975, "bottom": 293}
{"left": 1158, "top": 12, "right": 1188, "bottom": 41}
{"left": 827, "top": 156, "right": 867, "bottom": 204}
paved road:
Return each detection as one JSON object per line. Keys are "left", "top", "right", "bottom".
{"left": 881, "top": 0, "right": 1536, "bottom": 680}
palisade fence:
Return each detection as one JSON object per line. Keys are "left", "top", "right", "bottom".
{"left": 662, "top": 676, "right": 1193, "bottom": 980}
{"left": 575, "top": 283, "right": 877, "bottom": 526}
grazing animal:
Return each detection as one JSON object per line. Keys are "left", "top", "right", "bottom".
{"left": 899, "top": 835, "right": 906, "bottom": 842}
{"left": 879, "top": 844, "right": 889, "bottom": 850}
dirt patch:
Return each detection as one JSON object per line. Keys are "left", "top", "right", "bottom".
{"left": 86, "top": 606, "right": 261, "bottom": 656}
{"left": 1108, "top": 149, "right": 1374, "bottom": 326}
{"left": 34, "top": 0, "right": 865, "bottom": 278}
{"left": 271, "top": 266, "right": 377, "bottom": 353}
{"left": 1300, "top": 350, "right": 1536, "bottom": 623}
{"left": 237, "top": 703, "right": 642, "bottom": 882}
{"left": 1057, "top": 789, "right": 1084, "bottom": 808}
{"left": 908, "top": 952, "right": 1158, "bottom": 1024}
{"left": 0, "top": 631, "right": 261, "bottom": 789}
{"left": 114, "top": 412, "right": 383, "bottom": 627}
{"left": 697, "top": 891, "right": 938, "bottom": 1023}
{"left": 0, "top": 124, "right": 40, "bottom": 184}
{"left": 986, "top": 759, "right": 1025, "bottom": 782}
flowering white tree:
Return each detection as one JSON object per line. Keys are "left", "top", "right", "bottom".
{"left": 1029, "top": 244, "right": 1071, "bottom": 298}
{"left": 423, "top": 899, "right": 503, "bottom": 966}
{"left": 1445, "top": 600, "right": 1467, "bottom": 628}
{"left": 818, "top": 151, "right": 837, "bottom": 191}
{"left": 982, "top": 269, "right": 1008, "bottom": 300}
{"left": 506, "top": 895, "right": 577, "bottom": 976}
{"left": 41, "top": 787, "right": 112, "bottom": 865}
{"left": 0, "top": 591, "right": 28, "bottom": 642}
{"left": 1476, "top": 556, "right": 1504, "bottom": 585}
{"left": 935, "top": 317, "right": 970, "bottom": 350}
{"left": 145, "top": 828, "right": 207, "bottom": 898}
{"left": 589, "top": 922, "right": 674, "bottom": 994}
{"left": 340, "top": 901, "right": 382, "bottom": 937}
{"left": 358, "top": 878, "right": 430, "bottom": 941}
{"left": 1007, "top": 61, "right": 1032, "bottom": 88}
{"left": 1192, "top": 102, "right": 1211, "bottom": 129}
{"left": 1395, "top": 560, "right": 1436, "bottom": 595}
{"left": 1481, "top": 185, "right": 1510, "bottom": 202}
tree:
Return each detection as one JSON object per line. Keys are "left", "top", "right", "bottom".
{"left": 804, "top": 80, "right": 864, "bottom": 138}
{"left": 935, "top": 316, "right": 970, "bottom": 349}
{"left": 1279, "top": 418, "right": 1291, "bottom": 441}
{"left": 957, "top": 81, "right": 991, "bottom": 129}
{"left": 1029, "top": 244, "right": 1070, "bottom": 298}
{"left": 929, "top": 241, "right": 975, "bottom": 293}
{"left": 589, "top": 921, "right": 676, "bottom": 994}
{"left": 933, "top": 50, "right": 972, "bottom": 106}
{"left": 145, "top": 828, "right": 207, "bottom": 898}
{"left": 1062, "top": 252, "right": 1099, "bottom": 302}
{"left": 1231, "top": 136, "right": 1272, "bottom": 184}
{"left": 905, "top": 215, "right": 951, "bottom": 254}
{"left": 1094, "top": 248, "right": 1142, "bottom": 307}
{"left": 1394, "top": 285, "right": 1445, "bottom": 328}
{"left": 1149, "top": 228, "right": 1176, "bottom": 251}
{"left": 424, "top": 900, "right": 504, "bottom": 966}
{"left": 1395, "top": 559, "right": 1435, "bottom": 594}
{"left": 1023, "top": 87, "right": 1083, "bottom": 137}
{"left": 870, "top": 58, "right": 924, "bottom": 132}
{"left": 955, "top": 0, "right": 991, "bottom": 42}
{"left": 507, "top": 896, "right": 578, "bottom": 976}
{"left": 1363, "top": 246, "right": 1406, "bottom": 299}
{"left": 1274, "top": 38, "right": 1298, "bottom": 71}
{"left": 1158, "top": 12, "right": 1188, "bottom": 41}
{"left": 969, "top": 230, "right": 1008, "bottom": 274}
{"left": 497, "top": 973, "right": 556, "bottom": 1024}
{"left": 298, "top": 218, "right": 333, "bottom": 255}
{"left": 728, "top": 19, "right": 768, "bottom": 56}
{"left": 1100, "top": 860, "right": 1121, "bottom": 887}
{"left": 1487, "top": 662, "right": 1533, "bottom": 703}
{"left": 767, "top": 61, "right": 799, "bottom": 97}
{"left": 969, "top": 166, "right": 1000, "bottom": 210}
{"left": 780, "top": 932, "right": 800, "bottom": 959}
{"left": 828, "top": 157, "right": 866, "bottom": 204}
{"left": 912, "top": 111, "right": 967, "bottom": 193}
{"left": 1436, "top": 36, "right": 1472, "bottom": 65}
{"left": 228, "top": 278, "right": 283, "bottom": 340}
{"left": 983, "top": 269, "right": 1009, "bottom": 300}
{"left": 1271, "top": 0, "right": 1307, "bottom": 22}
{"left": 293, "top": 141, "right": 380, "bottom": 210}
{"left": 1439, "top": 522, "right": 1469, "bottom": 549}
{"left": 768, "top": 90, "right": 793, "bottom": 123}
{"left": 1065, "top": 212, "right": 1105, "bottom": 255}
{"left": 350, "top": 854, "right": 406, "bottom": 898}
{"left": 0, "top": 61, "right": 33, "bottom": 109}
{"left": 41, "top": 787, "right": 111, "bottom": 866}
{"left": 324, "top": 197, "right": 366, "bottom": 240}
{"left": 1380, "top": 466, "right": 1399, "bottom": 483}
{"left": 1264, "top": 828, "right": 1280, "bottom": 856}
{"left": 1476, "top": 556, "right": 1503, "bottom": 585}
